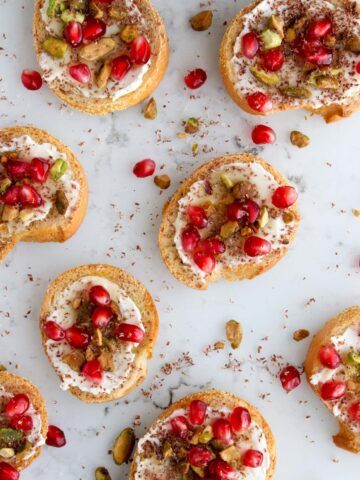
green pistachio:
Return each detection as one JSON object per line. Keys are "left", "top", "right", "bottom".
{"left": 250, "top": 65, "right": 279, "bottom": 86}
{"left": 260, "top": 29, "right": 282, "bottom": 50}
{"left": 43, "top": 37, "right": 68, "bottom": 59}
{"left": 95, "top": 467, "right": 112, "bottom": 480}
{"left": 50, "top": 159, "right": 68, "bottom": 181}
{"left": 61, "top": 9, "right": 85, "bottom": 23}
{"left": 112, "top": 428, "right": 135, "bottom": 465}
{"left": 345, "top": 350, "right": 360, "bottom": 365}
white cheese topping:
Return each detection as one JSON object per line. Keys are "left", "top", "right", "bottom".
{"left": 45, "top": 276, "right": 144, "bottom": 395}
{"left": 174, "top": 161, "right": 295, "bottom": 280}
{"left": 231, "top": 0, "right": 360, "bottom": 109}
{"left": 39, "top": 0, "right": 151, "bottom": 101}
{"left": 134, "top": 406, "right": 270, "bottom": 480}
{"left": 0, "top": 135, "right": 80, "bottom": 235}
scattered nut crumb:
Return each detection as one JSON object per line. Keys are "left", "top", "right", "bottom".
{"left": 226, "top": 320, "right": 243, "bottom": 349}
{"left": 290, "top": 130, "right": 310, "bottom": 148}
{"left": 293, "top": 329, "right": 310, "bottom": 342}
{"left": 143, "top": 97, "right": 157, "bottom": 120}
{"left": 154, "top": 175, "right": 171, "bottom": 190}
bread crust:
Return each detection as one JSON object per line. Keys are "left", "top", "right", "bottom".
{"left": 40, "top": 263, "right": 159, "bottom": 403}
{"left": 219, "top": 0, "right": 360, "bottom": 123}
{"left": 158, "top": 153, "right": 300, "bottom": 290}
{"left": 0, "top": 371, "right": 48, "bottom": 470}
{"left": 0, "top": 126, "right": 88, "bottom": 261}
{"left": 33, "top": 0, "right": 169, "bottom": 115}
{"left": 304, "top": 307, "right": 360, "bottom": 454}
{"left": 130, "top": 389, "right": 276, "bottom": 479}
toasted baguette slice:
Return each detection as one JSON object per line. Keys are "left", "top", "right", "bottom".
{"left": 33, "top": 0, "right": 169, "bottom": 115}
{"left": 130, "top": 390, "right": 276, "bottom": 479}
{"left": 159, "top": 153, "right": 300, "bottom": 290}
{"left": 219, "top": 0, "right": 360, "bottom": 123}
{"left": 40, "top": 264, "right": 159, "bottom": 403}
{"left": 0, "top": 371, "right": 48, "bottom": 471}
{"left": 0, "top": 126, "right": 88, "bottom": 261}
{"left": 305, "top": 307, "right": 360, "bottom": 454}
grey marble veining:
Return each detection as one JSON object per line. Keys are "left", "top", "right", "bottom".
{"left": 0, "top": 0, "right": 359, "bottom": 478}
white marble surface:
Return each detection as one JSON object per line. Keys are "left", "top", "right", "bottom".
{"left": 0, "top": 0, "right": 359, "bottom": 478}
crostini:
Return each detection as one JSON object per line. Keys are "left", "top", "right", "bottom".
{"left": 159, "top": 154, "right": 300, "bottom": 290}
{"left": 219, "top": 0, "right": 360, "bottom": 123}
{"left": 40, "top": 264, "right": 158, "bottom": 403}
{"left": 305, "top": 307, "right": 360, "bottom": 454}
{"left": 0, "top": 371, "right": 48, "bottom": 476}
{"left": 33, "top": 0, "right": 169, "bottom": 115}
{"left": 130, "top": 390, "right": 276, "bottom": 480}
{"left": 0, "top": 126, "right": 88, "bottom": 261}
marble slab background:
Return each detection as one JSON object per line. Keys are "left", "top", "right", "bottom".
{"left": 0, "top": 0, "right": 359, "bottom": 478}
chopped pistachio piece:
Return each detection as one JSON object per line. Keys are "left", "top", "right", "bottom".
{"left": 185, "top": 117, "right": 200, "bottom": 134}
{"left": 220, "top": 221, "right": 239, "bottom": 239}
{"left": 280, "top": 86, "right": 311, "bottom": 99}
{"left": 268, "top": 15, "right": 284, "bottom": 38}
{"left": 43, "top": 37, "right": 68, "bottom": 58}
{"left": 240, "top": 226, "right": 252, "bottom": 237}
{"left": 293, "top": 329, "right": 310, "bottom": 341}
{"left": 220, "top": 174, "right": 233, "bottom": 190}
{"left": 345, "top": 350, "right": 360, "bottom": 365}
{"left": 219, "top": 445, "right": 242, "bottom": 464}
{"left": 282, "top": 211, "right": 295, "bottom": 223}
{"left": 120, "top": 25, "right": 138, "bottom": 43}
{"left": 96, "top": 60, "right": 112, "bottom": 89}
{"left": 191, "top": 466, "right": 206, "bottom": 477}
{"left": 2, "top": 205, "right": 19, "bottom": 222}
{"left": 109, "top": 5, "right": 126, "bottom": 21}
{"left": 95, "top": 467, "right": 112, "bottom": 480}
{"left": 154, "top": 175, "right": 171, "bottom": 190}
{"left": 250, "top": 65, "right": 279, "bottom": 86}
{"left": 47, "top": 0, "right": 63, "bottom": 17}
{"left": 290, "top": 131, "right": 310, "bottom": 148}
{"left": 313, "top": 75, "right": 340, "bottom": 90}
{"left": 62, "top": 351, "right": 85, "bottom": 372}
{"left": 0, "top": 428, "right": 24, "bottom": 449}
{"left": 89, "top": 1, "right": 104, "bottom": 19}
{"left": 260, "top": 29, "right": 282, "bottom": 50}
{"left": 94, "top": 328, "right": 103, "bottom": 347}
{"left": 226, "top": 320, "right": 243, "bottom": 349}
{"left": 0, "top": 448, "right": 15, "bottom": 459}
{"left": 0, "top": 178, "right": 12, "bottom": 194}
{"left": 55, "top": 190, "right": 69, "bottom": 215}
{"left": 346, "top": 36, "right": 360, "bottom": 53}
{"left": 98, "top": 350, "right": 114, "bottom": 372}
{"left": 113, "top": 428, "right": 135, "bottom": 465}
{"left": 199, "top": 425, "right": 213, "bottom": 444}
{"left": 285, "top": 28, "right": 296, "bottom": 43}
{"left": 257, "top": 206, "right": 269, "bottom": 227}
{"left": 144, "top": 97, "right": 157, "bottom": 120}
{"left": 50, "top": 159, "right": 68, "bottom": 181}
{"left": 192, "top": 143, "right": 199, "bottom": 155}
{"left": 19, "top": 209, "right": 36, "bottom": 223}
{"left": 79, "top": 38, "right": 116, "bottom": 61}
{"left": 162, "top": 441, "right": 173, "bottom": 460}
{"left": 61, "top": 9, "right": 85, "bottom": 23}
{"left": 190, "top": 10, "right": 213, "bottom": 31}
{"left": 293, "top": 17, "right": 306, "bottom": 31}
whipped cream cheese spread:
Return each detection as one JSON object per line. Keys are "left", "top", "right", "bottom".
{"left": 135, "top": 406, "right": 270, "bottom": 480}
{"left": 40, "top": 0, "right": 151, "bottom": 101}
{"left": 0, "top": 387, "right": 45, "bottom": 461}
{"left": 46, "top": 275, "right": 144, "bottom": 395}
{"left": 310, "top": 323, "right": 360, "bottom": 432}
{"left": 231, "top": 0, "right": 360, "bottom": 108}
{"left": 0, "top": 135, "right": 80, "bottom": 235}
{"left": 174, "top": 161, "right": 295, "bottom": 280}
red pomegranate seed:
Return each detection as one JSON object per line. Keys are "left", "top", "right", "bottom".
{"left": 356, "top": 62, "right": 360, "bottom": 74}
{"left": 302, "top": 40, "right": 333, "bottom": 66}
{"left": 91, "top": 307, "right": 113, "bottom": 329}
{"left": 319, "top": 346, "right": 341, "bottom": 369}
{"left": 209, "top": 460, "right": 236, "bottom": 480}
{"left": 212, "top": 419, "right": 232, "bottom": 445}
{"left": 44, "top": 321, "right": 65, "bottom": 341}
{"left": 1, "top": 186, "right": 20, "bottom": 205}
{"left": 10, "top": 414, "right": 33, "bottom": 431}
{"left": 241, "top": 32, "right": 259, "bottom": 59}
{"left": 181, "top": 226, "right": 200, "bottom": 252}
{"left": 242, "top": 199, "right": 260, "bottom": 224}
{"left": 251, "top": 124, "right": 276, "bottom": 144}
{"left": 306, "top": 18, "right": 332, "bottom": 40}
{"left": 46, "top": 425, "right": 66, "bottom": 447}
{"left": 229, "top": 406, "right": 251, "bottom": 432}
{"left": 244, "top": 236, "right": 271, "bottom": 257}
{"left": 187, "top": 205, "right": 208, "bottom": 229}
{"left": 65, "top": 326, "right": 90, "bottom": 349}
{"left": 171, "top": 415, "right": 189, "bottom": 438}
{"left": 89, "top": 285, "right": 110, "bottom": 306}
{"left": 21, "top": 70, "right": 42, "bottom": 91}
{"left": 0, "top": 462, "right": 19, "bottom": 480}
{"left": 69, "top": 64, "right": 91, "bottom": 84}
{"left": 243, "top": 449, "right": 263, "bottom": 468}
{"left": 280, "top": 365, "right": 301, "bottom": 393}
{"left": 187, "top": 447, "right": 213, "bottom": 467}
{"left": 30, "top": 158, "right": 50, "bottom": 183}
{"left": 272, "top": 186, "right": 298, "bottom": 208}
{"left": 63, "top": 21, "right": 83, "bottom": 47}
{"left": 5, "top": 394, "right": 30, "bottom": 418}
{"left": 82, "top": 16, "right": 106, "bottom": 44}
{"left": 130, "top": 35, "right": 151, "bottom": 64}
{"left": 262, "top": 48, "right": 284, "bottom": 71}
{"left": 133, "top": 159, "right": 156, "bottom": 178}
{"left": 111, "top": 55, "right": 132, "bottom": 81}
{"left": 82, "top": 359, "right": 103, "bottom": 384}
{"left": 349, "top": 402, "right": 360, "bottom": 422}
{"left": 18, "top": 184, "right": 42, "bottom": 208}
{"left": 5, "top": 160, "right": 30, "bottom": 180}
{"left": 226, "top": 201, "right": 246, "bottom": 221}
{"left": 320, "top": 380, "right": 346, "bottom": 401}
{"left": 189, "top": 399, "right": 207, "bottom": 425}
{"left": 193, "top": 252, "right": 216, "bottom": 273}
{"left": 184, "top": 68, "right": 207, "bottom": 89}
{"left": 116, "top": 323, "right": 145, "bottom": 343}
{"left": 197, "top": 237, "right": 226, "bottom": 255}
{"left": 247, "top": 92, "right": 273, "bottom": 113}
